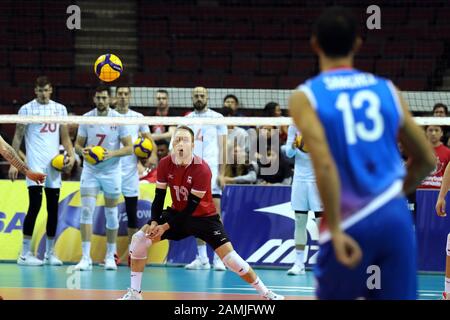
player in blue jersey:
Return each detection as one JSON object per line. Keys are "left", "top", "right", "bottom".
{"left": 289, "top": 7, "right": 435, "bottom": 299}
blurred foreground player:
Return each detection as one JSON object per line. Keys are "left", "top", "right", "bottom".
{"left": 119, "top": 126, "right": 284, "bottom": 300}
{"left": 434, "top": 164, "right": 450, "bottom": 300}
{"left": 289, "top": 7, "right": 435, "bottom": 299}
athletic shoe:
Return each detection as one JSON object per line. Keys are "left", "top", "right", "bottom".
{"left": 185, "top": 256, "right": 211, "bottom": 270}
{"left": 74, "top": 256, "right": 92, "bottom": 271}
{"left": 262, "top": 290, "right": 285, "bottom": 300}
{"left": 105, "top": 255, "right": 118, "bottom": 270}
{"left": 287, "top": 264, "right": 305, "bottom": 276}
{"left": 443, "top": 292, "right": 449, "bottom": 300}
{"left": 17, "top": 252, "right": 44, "bottom": 266}
{"left": 213, "top": 258, "right": 226, "bottom": 271}
{"left": 44, "top": 252, "right": 63, "bottom": 266}
{"left": 118, "top": 288, "right": 143, "bottom": 300}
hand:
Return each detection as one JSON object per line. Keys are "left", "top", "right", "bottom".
{"left": 8, "top": 166, "right": 18, "bottom": 181}
{"left": 25, "top": 171, "right": 46, "bottom": 184}
{"left": 141, "top": 222, "right": 158, "bottom": 239}
{"left": 331, "top": 231, "right": 362, "bottom": 269}
{"left": 149, "top": 223, "right": 169, "bottom": 240}
{"left": 102, "top": 148, "right": 113, "bottom": 161}
{"left": 436, "top": 198, "right": 447, "bottom": 217}
{"left": 63, "top": 155, "right": 75, "bottom": 173}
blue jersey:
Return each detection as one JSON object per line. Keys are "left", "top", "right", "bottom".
{"left": 298, "top": 68, "right": 406, "bottom": 241}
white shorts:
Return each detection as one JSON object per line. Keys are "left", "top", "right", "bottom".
{"left": 291, "top": 180, "right": 323, "bottom": 212}
{"left": 80, "top": 167, "right": 121, "bottom": 196}
{"left": 121, "top": 167, "right": 139, "bottom": 197}
{"left": 211, "top": 166, "right": 221, "bottom": 196}
{"left": 26, "top": 162, "right": 61, "bottom": 188}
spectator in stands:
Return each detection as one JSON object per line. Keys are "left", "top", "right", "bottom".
{"left": 432, "top": 103, "right": 450, "bottom": 146}
{"left": 223, "top": 94, "right": 245, "bottom": 117}
{"left": 433, "top": 103, "right": 448, "bottom": 117}
{"left": 219, "top": 144, "right": 257, "bottom": 186}
{"left": 418, "top": 125, "right": 450, "bottom": 189}
{"left": 256, "top": 143, "right": 292, "bottom": 185}
{"left": 139, "top": 140, "right": 170, "bottom": 184}
{"left": 151, "top": 89, "right": 176, "bottom": 142}
{"left": 264, "top": 101, "right": 288, "bottom": 144}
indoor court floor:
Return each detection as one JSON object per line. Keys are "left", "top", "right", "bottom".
{"left": 0, "top": 263, "right": 444, "bottom": 300}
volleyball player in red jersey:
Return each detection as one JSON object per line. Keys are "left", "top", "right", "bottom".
{"left": 119, "top": 126, "right": 284, "bottom": 300}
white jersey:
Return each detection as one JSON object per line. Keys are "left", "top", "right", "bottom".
{"left": 19, "top": 99, "right": 67, "bottom": 169}
{"left": 78, "top": 108, "right": 130, "bottom": 171}
{"left": 285, "top": 125, "right": 316, "bottom": 182}
{"left": 119, "top": 109, "right": 150, "bottom": 175}
{"left": 185, "top": 108, "right": 227, "bottom": 169}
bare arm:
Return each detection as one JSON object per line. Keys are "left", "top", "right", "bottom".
{"left": 8, "top": 124, "right": 26, "bottom": 180}
{"left": 218, "top": 134, "right": 227, "bottom": 177}
{"left": 111, "top": 136, "right": 133, "bottom": 157}
{"left": 60, "top": 124, "right": 75, "bottom": 170}
{"left": 396, "top": 88, "right": 435, "bottom": 194}
{"left": 151, "top": 126, "right": 176, "bottom": 141}
{"left": 74, "top": 135, "right": 87, "bottom": 157}
{"left": 0, "top": 135, "right": 29, "bottom": 175}
{"left": 289, "top": 91, "right": 341, "bottom": 235}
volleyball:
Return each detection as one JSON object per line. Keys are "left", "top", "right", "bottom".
{"left": 133, "top": 137, "right": 153, "bottom": 159}
{"left": 84, "top": 146, "right": 105, "bottom": 165}
{"left": 94, "top": 53, "right": 123, "bottom": 82}
{"left": 51, "top": 154, "right": 65, "bottom": 171}
{"left": 295, "top": 135, "right": 309, "bottom": 153}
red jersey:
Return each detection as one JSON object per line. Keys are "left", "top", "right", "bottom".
{"left": 157, "top": 155, "right": 217, "bottom": 217}
{"left": 419, "top": 144, "right": 450, "bottom": 189}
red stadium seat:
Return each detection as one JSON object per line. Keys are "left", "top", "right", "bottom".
{"left": 222, "top": 74, "right": 252, "bottom": 88}
{"left": 231, "top": 53, "right": 258, "bottom": 74}
{"left": 41, "top": 52, "right": 74, "bottom": 67}
{"left": 260, "top": 57, "right": 289, "bottom": 75}
{"left": 202, "top": 55, "right": 231, "bottom": 72}
{"left": 172, "top": 55, "right": 200, "bottom": 72}
{"left": 9, "top": 50, "right": 39, "bottom": 67}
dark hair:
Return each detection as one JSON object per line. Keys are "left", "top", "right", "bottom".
{"left": 115, "top": 86, "right": 131, "bottom": 94}
{"left": 156, "top": 140, "right": 170, "bottom": 148}
{"left": 95, "top": 85, "right": 111, "bottom": 96}
{"left": 223, "top": 94, "right": 239, "bottom": 105}
{"left": 433, "top": 103, "right": 448, "bottom": 114}
{"left": 35, "top": 76, "right": 51, "bottom": 88}
{"left": 175, "top": 125, "right": 194, "bottom": 142}
{"left": 157, "top": 89, "right": 169, "bottom": 96}
{"left": 264, "top": 101, "right": 279, "bottom": 116}
{"left": 313, "top": 6, "right": 357, "bottom": 58}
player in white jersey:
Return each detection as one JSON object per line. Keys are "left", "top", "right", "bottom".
{"left": 74, "top": 86, "right": 132, "bottom": 271}
{"left": 9, "top": 76, "right": 75, "bottom": 267}
{"left": 115, "top": 86, "right": 156, "bottom": 245}
{"left": 183, "top": 86, "right": 228, "bottom": 271}
{"left": 285, "top": 125, "right": 323, "bottom": 275}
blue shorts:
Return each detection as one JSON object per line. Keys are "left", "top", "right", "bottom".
{"left": 314, "top": 196, "right": 417, "bottom": 300}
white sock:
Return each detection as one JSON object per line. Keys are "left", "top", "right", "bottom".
{"left": 46, "top": 237, "right": 55, "bottom": 255}
{"left": 445, "top": 277, "right": 450, "bottom": 293}
{"left": 198, "top": 244, "right": 208, "bottom": 261}
{"left": 295, "top": 249, "right": 305, "bottom": 266}
{"left": 107, "top": 243, "right": 117, "bottom": 258}
{"left": 22, "top": 238, "right": 31, "bottom": 256}
{"left": 82, "top": 241, "right": 91, "bottom": 258}
{"left": 131, "top": 271, "right": 143, "bottom": 292}
{"left": 251, "top": 277, "right": 269, "bottom": 295}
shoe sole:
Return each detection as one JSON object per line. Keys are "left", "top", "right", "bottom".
{"left": 17, "top": 261, "right": 43, "bottom": 266}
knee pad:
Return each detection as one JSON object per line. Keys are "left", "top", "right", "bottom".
{"left": 105, "top": 207, "right": 119, "bottom": 230}
{"left": 222, "top": 251, "right": 250, "bottom": 276}
{"left": 295, "top": 212, "right": 308, "bottom": 246}
{"left": 130, "top": 230, "right": 152, "bottom": 259}
{"left": 80, "top": 196, "right": 96, "bottom": 225}
{"left": 447, "top": 233, "right": 450, "bottom": 256}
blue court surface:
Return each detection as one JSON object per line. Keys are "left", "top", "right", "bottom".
{"left": 0, "top": 263, "right": 443, "bottom": 300}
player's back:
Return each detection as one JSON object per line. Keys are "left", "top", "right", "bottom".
{"left": 299, "top": 68, "right": 405, "bottom": 222}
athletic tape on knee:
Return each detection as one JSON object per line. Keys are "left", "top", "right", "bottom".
{"left": 130, "top": 230, "right": 152, "bottom": 259}
{"left": 105, "top": 207, "right": 119, "bottom": 230}
{"left": 222, "top": 251, "right": 250, "bottom": 276}
{"left": 295, "top": 213, "right": 308, "bottom": 246}
{"left": 447, "top": 233, "right": 450, "bottom": 256}
{"left": 80, "top": 196, "right": 96, "bottom": 225}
